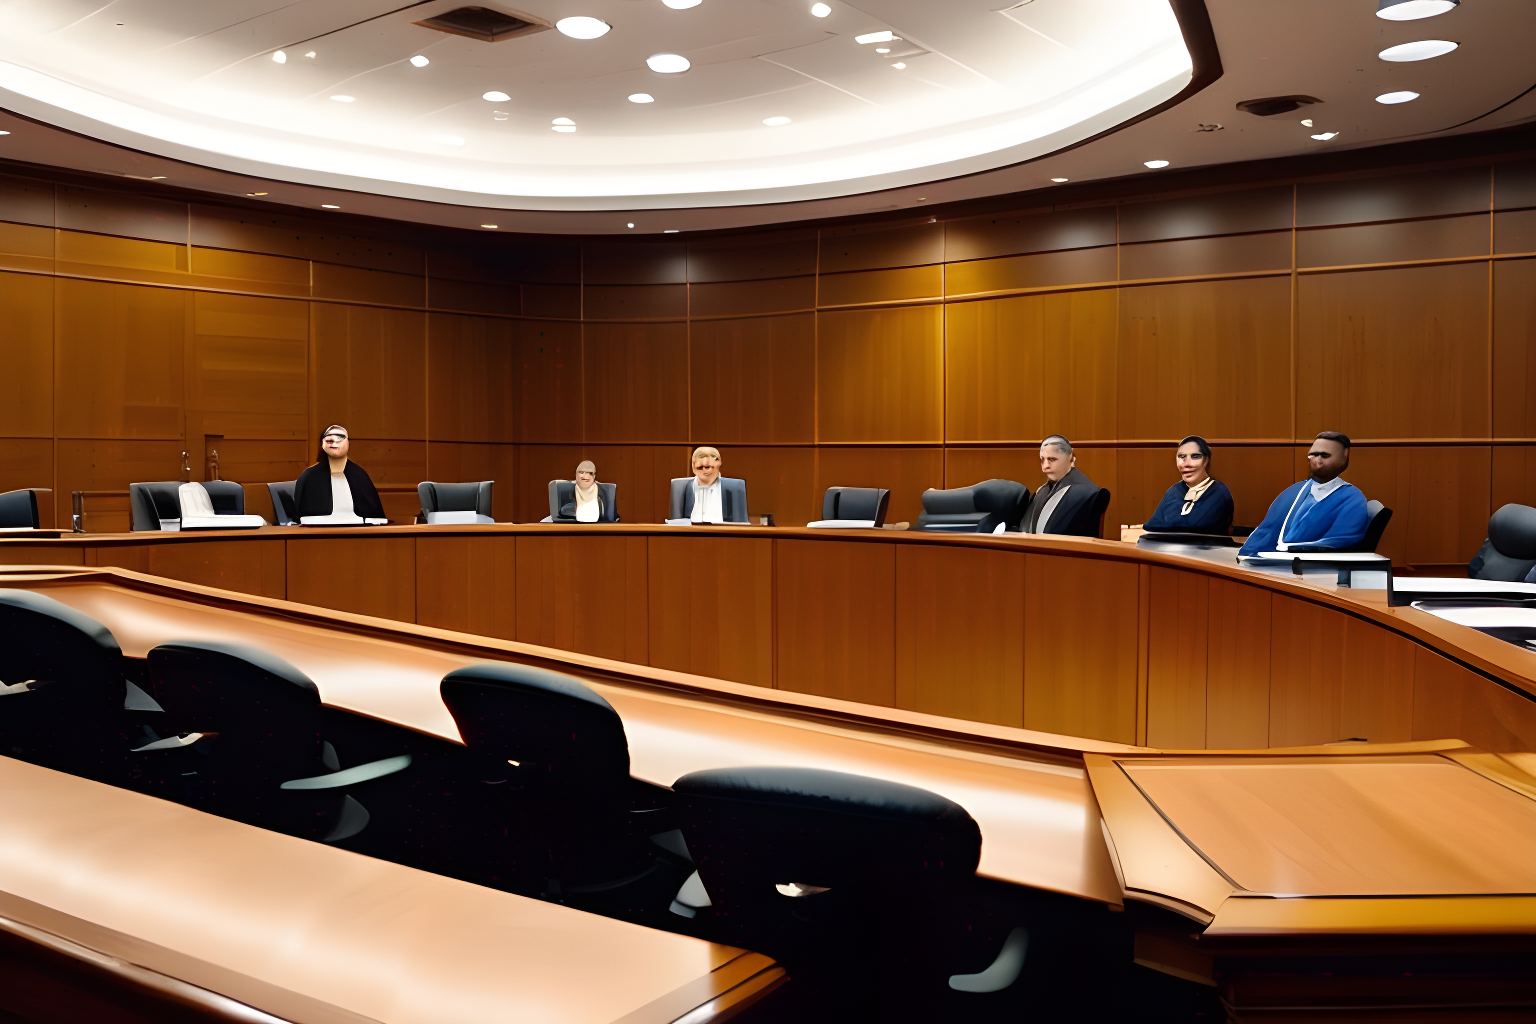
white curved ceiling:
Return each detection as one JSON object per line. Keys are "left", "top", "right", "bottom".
{"left": 0, "top": 0, "right": 1192, "bottom": 209}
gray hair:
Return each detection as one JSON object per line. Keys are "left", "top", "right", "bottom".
{"left": 1040, "top": 434, "right": 1073, "bottom": 456}
{"left": 575, "top": 460, "right": 596, "bottom": 475}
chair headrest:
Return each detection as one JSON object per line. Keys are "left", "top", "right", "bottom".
{"left": 1489, "top": 503, "right": 1536, "bottom": 560}
{"left": 442, "top": 661, "right": 615, "bottom": 712}
{"left": 674, "top": 767, "right": 974, "bottom": 826}
{"left": 149, "top": 640, "right": 317, "bottom": 695}
{"left": 970, "top": 479, "right": 1028, "bottom": 513}
{"left": 920, "top": 486, "right": 977, "bottom": 515}
{"left": 0, "top": 589, "right": 120, "bottom": 654}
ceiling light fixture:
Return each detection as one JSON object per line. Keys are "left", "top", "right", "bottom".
{"left": 552, "top": 117, "right": 576, "bottom": 132}
{"left": 1144, "top": 159, "right": 1170, "bottom": 168}
{"left": 0, "top": 131, "right": 10, "bottom": 136}
{"left": 556, "top": 16, "right": 611, "bottom": 39}
{"left": 1375, "top": 90, "right": 1420, "bottom": 104}
{"left": 305, "top": 51, "right": 316, "bottom": 58}
{"left": 811, "top": 2, "right": 831, "bottom": 15}
{"left": 272, "top": 51, "right": 287, "bottom": 64}
{"left": 1376, "top": 0, "right": 1458, "bottom": 20}
{"left": 321, "top": 204, "right": 340, "bottom": 209}
{"left": 663, "top": 0, "right": 702, "bottom": 8}
{"left": 330, "top": 95, "right": 354, "bottom": 103}
{"left": 763, "top": 116, "right": 791, "bottom": 126}
{"left": 246, "top": 191, "right": 268, "bottom": 195}
{"left": 856, "top": 30, "right": 895, "bottom": 44}
{"left": 481, "top": 224, "right": 498, "bottom": 228}
{"left": 1379, "top": 39, "right": 1458, "bottom": 61}
{"left": 876, "top": 47, "right": 890, "bottom": 53}
{"left": 493, "top": 111, "right": 508, "bottom": 120}
{"left": 647, "top": 53, "right": 690, "bottom": 73}
{"left": 627, "top": 222, "right": 635, "bottom": 228}
{"left": 891, "top": 62, "right": 906, "bottom": 69}
{"left": 483, "top": 90, "right": 510, "bottom": 102}
{"left": 150, "top": 176, "right": 167, "bottom": 179}
{"left": 629, "top": 93, "right": 654, "bottom": 103}
{"left": 664, "top": 229, "right": 679, "bottom": 233}
{"left": 435, "top": 135, "right": 466, "bottom": 145}
{"left": 410, "top": 55, "right": 430, "bottom": 67}
{"left": 1300, "top": 118, "right": 1313, "bottom": 127}
{"left": 1050, "top": 177, "right": 1068, "bottom": 182}
{"left": 1311, "top": 132, "right": 1339, "bottom": 140}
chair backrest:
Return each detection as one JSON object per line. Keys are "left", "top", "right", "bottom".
{"left": 549, "top": 481, "right": 618, "bottom": 522}
{"left": 916, "top": 480, "right": 1029, "bottom": 533}
{"left": 971, "top": 480, "right": 1030, "bottom": 532}
{"left": 1089, "top": 487, "right": 1113, "bottom": 539}
{"left": 0, "top": 489, "right": 41, "bottom": 529}
{"left": 268, "top": 481, "right": 298, "bottom": 525}
{"left": 129, "top": 482, "right": 184, "bottom": 531}
{"left": 419, "top": 481, "right": 493, "bottom": 517}
{"left": 669, "top": 478, "right": 748, "bottom": 523}
{"left": 202, "top": 481, "right": 246, "bottom": 515}
{"left": 1337, "top": 500, "right": 1393, "bottom": 554}
{"left": 821, "top": 487, "right": 890, "bottom": 527}
{"left": 1469, "top": 503, "right": 1536, "bottom": 580}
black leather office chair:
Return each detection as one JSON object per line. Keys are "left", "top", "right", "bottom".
{"left": 547, "top": 480, "right": 619, "bottom": 523}
{"left": 820, "top": 487, "right": 890, "bottom": 527}
{"left": 268, "top": 481, "right": 298, "bottom": 526}
{"left": 916, "top": 480, "right": 1029, "bottom": 534}
{"left": 1468, "top": 504, "right": 1536, "bottom": 581}
{"left": 0, "top": 589, "right": 135, "bottom": 783}
{"left": 1337, "top": 500, "right": 1393, "bottom": 554}
{"left": 673, "top": 767, "right": 984, "bottom": 990}
{"left": 668, "top": 478, "right": 749, "bottom": 523}
{"left": 129, "top": 481, "right": 247, "bottom": 530}
{"left": 1088, "top": 487, "right": 1113, "bottom": 539}
{"left": 418, "top": 481, "right": 494, "bottom": 523}
{"left": 0, "top": 489, "right": 41, "bottom": 529}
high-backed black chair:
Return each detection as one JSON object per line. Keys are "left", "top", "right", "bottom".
{"left": 129, "top": 481, "right": 247, "bottom": 530}
{"left": 0, "top": 589, "right": 134, "bottom": 782}
{"left": 819, "top": 487, "right": 890, "bottom": 527}
{"left": 673, "top": 767, "right": 984, "bottom": 989}
{"left": 1336, "top": 500, "right": 1393, "bottom": 554}
{"left": 1469, "top": 503, "right": 1536, "bottom": 581}
{"left": 915, "top": 480, "right": 1029, "bottom": 534}
{"left": 668, "top": 478, "right": 749, "bottom": 523}
{"left": 0, "top": 489, "right": 41, "bottom": 529}
{"left": 418, "top": 481, "right": 494, "bottom": 524}
{"left": 1088, "top": 487, "right": 1113, "bottom": 539}
{"left": 268, "top": 481, "right": 298, "bottom": 526}
{"left": 547, "top": 480, "right": 619, "bottom": 523}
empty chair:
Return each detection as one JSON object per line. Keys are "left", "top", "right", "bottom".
{"left": 548, "top": 480, "right": 619, "bottom": 523}
{"left": 915, "top": 480, "right": 1029, "bottom": 534}
{"left": 1469, "top": 504, "right": 1536, "bottom": 581}
{"left": 268, "top": 481, "right": 298, "bottom": 526}
{"left": 0, "top": 489, "right": 42, "bottom": 529}
{"left": 129, "top": 481, "right": 249, "bottom": 530}
{"left": 812, "top": 487, "right": 890, "bottom": 528}
{"left": 418, "top": 480, "right": 494, "bottom": 524}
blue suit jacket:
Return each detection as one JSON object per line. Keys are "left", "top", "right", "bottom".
{"left": 1238, "top": 480, "right": 1369, "bottom": 556}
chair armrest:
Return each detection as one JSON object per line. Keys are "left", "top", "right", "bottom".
{"left": 281, "top": 754, "right": 412, "bottom": 790}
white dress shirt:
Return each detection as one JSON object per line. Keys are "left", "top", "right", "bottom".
{"left": 1309, "top": 476, "right": 1345, "bottom": 502}
{"left": 330, "top": 474, "right": 355, "bottom": 518}
{"left": 691, "top": 478, "right": 724, "bottom": 523}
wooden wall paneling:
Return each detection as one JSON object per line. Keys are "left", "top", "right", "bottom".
{"left": 309, "top": 302, "right": 427, "bottom": 442}
{"left": 1295, "top": 166, "right": 1491, "bottom": 227}
{"left": 0, "top": 271, "right": 53, "bottom": 439}
{"left": 426, "top": 312, "right": 515, "bottom": 444}
{"left": 189, "top": 293, "right": 309, "bottom": 442}
{"left": 1411, "top": 646, "right": 1536, "bottom": 752}
{"left": 1267, "top": 594, "right": 1348, "bottom": 747}
{"left": 944, "top": 289, "right": 1117, "bottom": 443}
{"left": 1205, "top": 577, "right": 1271, "bottom": 749}
{"left": 55, "top": 439, "right": 187, "bottom": 532}
{"left": 1493, "top": 209, "right": 1536, "bottom": 255}
{"left": 514, "top": 444, "right": 584, "bottom": 523}
{"left": 582, "top": 322, "right": 689, "bottom": 443}
{"left": 894, "top": 544, "right": 1025, "bottom": 726}
{"left": 0, "top": 173, "right": 56, "bottom": 227}
{"left": 1341, "top": 446, "right": 1490, "bottom": 566}
{"left": 775, "top": 538, "right": 895, "bottom": 704}
{"left": 90, "top": 538, "right": 285, "bottom": 599}
{"left": 311, "top": 263, "right": 426, "bottom": 308}
{"left": 1491, "top": 446, "right": 1536, "bottom": 514}
{"left": 1338, "top": 614, "right": 1416, "bottom": 743}
{"left": 285, "top": 536, "right": 415, "bottom": 620}
{"left": 1117, "top": 186, "right": 1295, "bottom": 243}
{"left": 817, "top": 305, "right": 943, "bottom": 443}
{"left": 0, "top": 221, "right": 55, "bottom": 274}
{"left": 189, "top": 205, "right": 318, "bottom": 260}
{"left": 943, "top": 247, "right": 1116, "bottom": 298}
{"left": 944, "top": 448, "right": 1040, "bottom": 491}
{"left": 56, "top": 279, "right": 187, "bottom": 439}
{"left": 817, "top": 266, "right": 942, "bottom": 307}
{"left": 306, "top": 231, "right": 423, "bottom": 277}
{"left": 583, "top": 242, "right": 687, "bottom": 285}
{"left": 689, "top": 277, "right": 815, "bottom": 318}
{"left": 943, "top": 207, "right": 1116, "bottom": 263}
{"left": 187, "top": 247, "right": 310, "bottom": 298}
{"left": 513, "top": 320, "right": 582, "bottom": 444}
{"left": 813, "top": 446, "right": 944, "bottom": 527}
{"left": 1493, "top": 159, "right": 1536, "bottom": 211}
{"left": 818, "top": 222, "right": 943, "bottom": 273}
{"left": 424, "top": 441, "right": 517, "bottom": 522}
{"left": 55, "top": 186, "right": 186, "bottom": 243}
{"left": 425, "top": 248, "right": 519, "bottom": 317}
{"left": 1145, "top": 567, "right": 1209, "bottom": 748}
{"left": 55, "top": 230, "right": 189, "bottom": 286}
{"left": 1117, "top": 277, "right": 1293, "bottom": 442}
{"left": 0, "top": 541, "right": 83, "bottom": 566}
{"left": 1022, "top": 553, "right": 1140, "bottom": 744}
{"left": 0, "top": 438, "right": 54, "bottom": 528}
{"left": 207, "top": 439, "right": 310, "bottom": 521}
{"left": 1492, "top": 258, "right": 1536, "bottom": 439}
{"left": 1297, "top": 215, "right": 1490, "bottom": 268}
{"left": 1296, "top": 263, "right": 1490, "bottom": 440}
{"left": 716, "top": 446, "right": 816, "bottom": 526}
{"left": 515, "top": 534, "right": 648, "bottom": 663}
{"left": 416, "top": 534, "right": 517, "bottom": 640}
{"left": 1118, "top": 233, "right": 1291, "bottom": 280}
{"left": 687, "top": 233, "right": 818, "bottom": 283}
{"left": 690, "top": 313, "right": 815, "bottom": 445}
{"left": 647, "top": 535, "right": 774, "bottom": 687}
{"left": 583, "top": 284, "right": 687, "bottom": 321}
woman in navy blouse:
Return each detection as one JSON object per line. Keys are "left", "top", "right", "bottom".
{"left": 1143, "top": 435, "right": 1234, "bottom": 535}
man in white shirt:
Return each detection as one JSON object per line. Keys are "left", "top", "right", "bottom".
{"left": 1237, "top": 431, "right": 1371, "bottom": 556}
{"left": 689, "top": 447, "right": 725, "bottom": 524}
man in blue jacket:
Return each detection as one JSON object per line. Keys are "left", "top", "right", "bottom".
{"left": 1238, "top": 432, "right": 1370, "bottom": 557}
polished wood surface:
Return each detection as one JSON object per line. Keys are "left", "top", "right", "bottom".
{"left": 6, "top": 524, "right": 1534, "bottom": 756}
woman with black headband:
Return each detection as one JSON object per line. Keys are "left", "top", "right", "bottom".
{"left": 1142, "top": 435, "right": 1234, "bottom": 535}
{"left": 292, "top": 424, "right": 387, "bottom": 525}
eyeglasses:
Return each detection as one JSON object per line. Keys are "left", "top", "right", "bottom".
{"left": 323, "top": 432, "right": 348, "bottom": 441}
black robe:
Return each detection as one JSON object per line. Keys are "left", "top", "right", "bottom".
{"left": 292, "top": 461, "right": 386, "bottom": 520}
{"left": 1021, "top": 467, "right": 1103, "bottom": 537}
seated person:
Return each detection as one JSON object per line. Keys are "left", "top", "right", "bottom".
{"left": 292, "top": 424, "right": 387, "bottom": 524}
{"left": 1238, "top": 431, "right": 1369, "bottom": 557}
{"left": 1142, "top": 435, "right": 1234, "bottom": 536}
{"left": 1021, "top": 435, "right": 1103, "bottom": 536}
{"left": 559, "top": 461, "right": 618, "bottom": 523}
{"left": 670, "top": 446, "right": 748, "bottom": 524}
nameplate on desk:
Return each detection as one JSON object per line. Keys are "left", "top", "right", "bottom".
{"left": 299, "top": 514, "right": 386, "bottom": 527}
{"left": 806, "top": 519, "right": 877, "bottom": 529}
{"left": 180, "top": 515, "right": 267, "bottom": 530}
{"left": 425, "top": 511, "right": 494, "bottom": 525}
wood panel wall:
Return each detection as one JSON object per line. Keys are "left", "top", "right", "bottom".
{"left": 3, "top": 156, "right": 1536, "bottom": 567}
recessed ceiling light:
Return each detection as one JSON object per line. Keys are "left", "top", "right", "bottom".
{"left": 664, "top": 229, "right": 679, "bottom": 233}
{"left": 627, "top": 222, "right": 635, "bottom": 228}
{"left": 891, "top": 62, "right": 906, "bottom": 69}
{"left": 305, "top": 51, "right": 316, "bottom": 58}
{"left": 330, "top": 95, "right": 354, "bottom": 103}
{"left": 410, "top": 55, "right": 430, "bottom": 67}
{"left": 150, "top": 176, "right": 167, "bottom": 180}
{"left": 552, "top": 118, "right": 576, "bottom": 132}
{"left": 553, "top": 117, "right": 575, "bottom": 125}
{"left": 1144, "top": 159, "right": 1170, "bottom": 168}
{"left": 272, "top": 51, "right": 287, "bottom": 64}
{"left": 483, "top": 90, "right": 510, "bottom": 102}
{"left": 435, "top": 135, "right": 466, "bottom": 145}
{"left": 0, "top": 131, "right": 10, "bottom": 137}
{"left": 811, "top": 2, "right": 831, "bottom": 15}
{"left": 763, "top": 116, "right": 791, "bottom": 126}
{"left": 481, "top": 224, "right": 498, "bottom": 229}
{"left": 556, "top": 16, "right": 611, "bottom": 39}
{"left": 1379, "top": 39, "right": 1458, "bottom": 61}
{"left": 321, "top": 204, "right": 340, "bottom": 209}
{"left": 246, "top": 191, "right": 268, "bottom": 196}
{"left": 856, "top": 30, "right": 895, "bottom": 44}
{"left": 1300, "top": 118, "right": 1313, "bottom": 127}
{"left": 629, "top": 93, "right": 655, "bottom": 103}
{"left": 875, "top": 47, "right": 890, "bottom": 53}
{"left": 493, "top": 111, "right": 509, "bottom": 120}
{"left": 1311, "top": 132, "right": 1339, "bottom": 140}
{"left": 1376, "top": 90, "right": 1420, "bottom": 104}
{"left": 1050, "top": 177, "right": 1069, "bottom": 182}
{"left": 647, "top": 53, "right": 690, "bottom": 73}
{"left": 663, "top": 0, "right": 702, "bottom": 8}
{"left": 1376, "top": 0, "right": 1458, "bottom": 21}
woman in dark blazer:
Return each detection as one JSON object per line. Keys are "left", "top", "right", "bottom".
{"left": 1143, "top": 435, "right": 1234, "bottom": 535}
{"left": 292, "top": 424, "right": 386, "bottom": 522}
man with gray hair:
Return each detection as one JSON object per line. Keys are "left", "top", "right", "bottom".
{"left": 1020, "top": 435, "right": 1105, "bottom": 536}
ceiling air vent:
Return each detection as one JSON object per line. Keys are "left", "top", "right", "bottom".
{"left": 1236, "top": 95, "right": 1322, "bottom": 117}
{"left": 414, "top": 6, "right": 549, "bottom": 42}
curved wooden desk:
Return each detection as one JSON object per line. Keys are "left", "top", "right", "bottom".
{"left": 2, "top": 524, "right": 1533, "bottom": 754}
